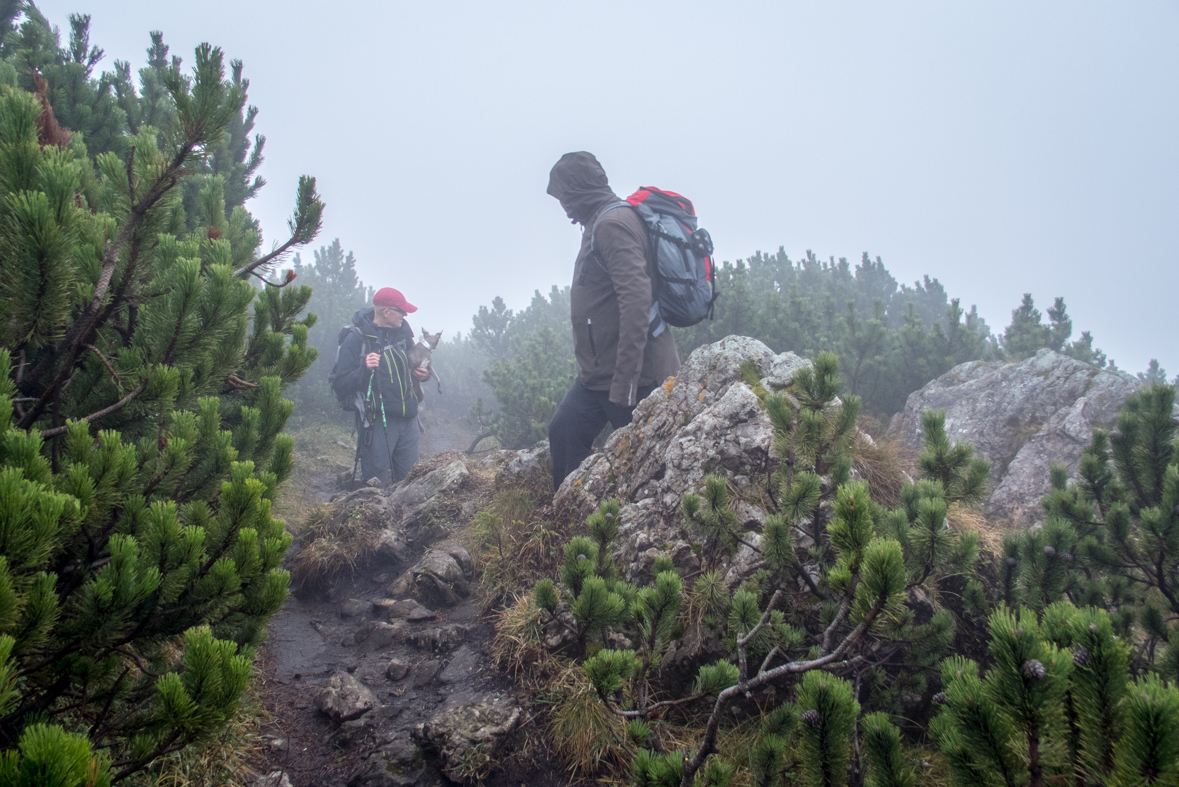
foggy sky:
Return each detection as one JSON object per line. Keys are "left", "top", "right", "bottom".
{"left": 43, "top": 1, "right": 1179, "bottom": 376}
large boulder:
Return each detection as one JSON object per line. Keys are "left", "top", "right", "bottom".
{"left": 553, "top": 336, "right": 811, "bottom": 582}
{"left": 887, "top": 349, "right": 1148, "bottom": 524}
{"left": 555, "top": 337, "right": 808, "bottom": 520}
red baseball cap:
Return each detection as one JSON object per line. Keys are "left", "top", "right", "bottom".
{"left": 373, "top": 287, "right": 417, "bottom": 313}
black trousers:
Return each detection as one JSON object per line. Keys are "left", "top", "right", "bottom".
{"left": 548, "top": 379, "right": 653, "bottom": 490}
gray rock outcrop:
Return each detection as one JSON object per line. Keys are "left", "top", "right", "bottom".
{"left": 887, "top": 349, "right": 1148, "bottom": 524}
{"left": 553, "top": 336, "right": 811, "bottom": 586}
{"left": 371, "top": 458, "right": 473, "bottom": 561}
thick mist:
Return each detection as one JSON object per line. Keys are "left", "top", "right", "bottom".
{"left": 58, "top": 0, "right": 1179, "bottom": 376}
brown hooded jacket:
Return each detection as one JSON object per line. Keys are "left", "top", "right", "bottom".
{"left": 547, "top": 152, "right": 680, "bottom": 406}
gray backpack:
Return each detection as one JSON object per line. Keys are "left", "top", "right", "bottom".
{"left": 591, "top": 187, "right": 717, "bottom": 337}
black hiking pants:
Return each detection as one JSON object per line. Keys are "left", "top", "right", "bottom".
{"left": 548, "top": 379, "right": 653, "bottom": 491}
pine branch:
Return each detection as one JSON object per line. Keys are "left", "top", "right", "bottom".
{"left": 38, "top": 381, "right": 146, "bottom": 439}
{"left": 17, "top": 137, "right": 200, "bottom": 430}
{"left": 251, "top": 269, "right": 299, "bottom": 288}
{"left": 821, "top": 595, "right": 852, "bottom": 653}
{"left": 233, "top": 176, "right": 322, "bottom": 278}
{"left": 596, "top": 686, "right": 709, "bottom": 719}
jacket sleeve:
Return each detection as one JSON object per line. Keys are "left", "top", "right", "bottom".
{"left": 333, "top": 330, "right": 371, "bottom": 399}
{"left": 595, "top": 215, "right": 652, "bottom": 406}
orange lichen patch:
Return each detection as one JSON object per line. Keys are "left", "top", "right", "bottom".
{"left": 698, "top": 392, "right": 704, "bottom": 401}
{"left": 662, "top": 376, "right": 676, "bottom": 393}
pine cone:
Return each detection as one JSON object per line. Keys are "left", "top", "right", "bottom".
{"left": 1022, "top": 659, "right": 1046, "bottom": 679}
{"left": 801, "top": 710, "right": 822, "bottom": 727}
{"left": 604, "top": 512, "right": 614, "bottom": 519}
{"left": 577, "top": 554, "right": 587, "bottom": 562}
{"left": 932, "top": 691, "right": 946, "bottom": 704}
{"left": 1060, "top": 551, "right": 1073, "bottom": 562}
{"left": 1073, "top": 647, "right": 1091, "bottom": 667}
{"left": 1089, "top": 623, "right": 1099, "bottom": 633}
{"left": 1043, "top": 546, "right": 1057, "bottom": 558}
{"left": 1006, "top": 557, "right": 1018, "bottom": 567}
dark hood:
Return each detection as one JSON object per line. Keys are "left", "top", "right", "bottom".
{"left": 547, "top": 151, "right": 619, "bottom": 225}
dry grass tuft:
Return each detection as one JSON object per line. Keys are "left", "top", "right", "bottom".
{"left": 854, "top": 426, "right": 915, "bottom": 509}
{"left": 713, "top": 715, "right": 764, "bottom": 781}
{"left": 948, "top": 503, "right": 1008, "bottom": 558}
{"left": 545, "top": 662, "right": 632, "bottom": 778}
{"left": 287, "top": 501, "right": 383, "bottom": 592}
{"left": 490, "top": 593, "right": 548, "bottom": 677}
{"left": 472, "top": 489, "right": 563, "bottom": 607}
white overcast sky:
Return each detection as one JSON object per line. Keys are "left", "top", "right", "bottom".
{"left": 42, "top": 0, "right": 1179, "bottom": 375}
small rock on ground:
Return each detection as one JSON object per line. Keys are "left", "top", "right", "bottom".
{"left": 316, "top": 671, "right": 377, "bottom": 722}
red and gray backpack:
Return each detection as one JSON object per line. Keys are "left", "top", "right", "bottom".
{"left": 590, "top": 187, "right": 718, "bottom": 337}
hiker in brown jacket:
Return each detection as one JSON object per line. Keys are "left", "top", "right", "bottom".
{"left": 546, "top": 152, "right": 681, "bottom": 490}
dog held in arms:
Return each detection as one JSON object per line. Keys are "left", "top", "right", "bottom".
{"left": 408, "top": 329, "right": 443, "bottom": 403}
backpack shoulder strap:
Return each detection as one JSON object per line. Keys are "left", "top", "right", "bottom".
{"left": 332, "top": 325, "right": 368, "bottom": 371}
{"left": 588, "top": 201, "right": 633, "bottom": 257}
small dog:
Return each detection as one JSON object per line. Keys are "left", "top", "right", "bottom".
{"left": 408, "top": 329, "right": 443, "bottom": 403}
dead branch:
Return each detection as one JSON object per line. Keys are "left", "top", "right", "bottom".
{"left": 225, "top": 375, "right": 258, "bottom": 390}
{"left": 85, "top": 344, "right": 121, "bottom": 387}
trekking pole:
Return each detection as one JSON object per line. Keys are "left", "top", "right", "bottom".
{"left": 352, "top": 367, "right": 376, "bottom": 486}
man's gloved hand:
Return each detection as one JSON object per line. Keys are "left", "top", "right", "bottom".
{"left": 604, "top": 399, "right": 637, "bottom": 428}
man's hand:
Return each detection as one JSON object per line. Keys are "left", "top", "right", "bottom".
{"left": 365, "top": 353, "right": 380, "bottom": 369}
{"left": 412, "top": 367, "right": 430, "bottom": 380}
{"left": 604, "top": 399, "right": 637, "bottom": 428}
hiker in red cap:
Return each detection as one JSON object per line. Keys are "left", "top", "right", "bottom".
{"left": 329, "top": 288, "right": 429, "bottom": 485}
